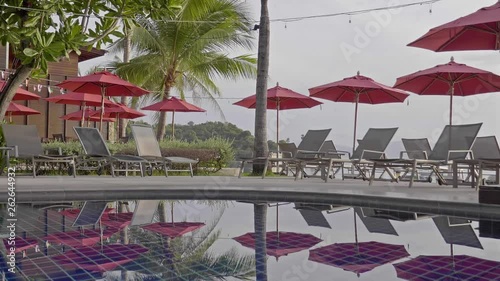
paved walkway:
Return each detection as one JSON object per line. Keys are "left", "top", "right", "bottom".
{"left": 4, "top": 176, "right": 500, "bottom": 220}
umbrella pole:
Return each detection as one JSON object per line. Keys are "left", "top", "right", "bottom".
{"left": 450, "top": 243, "right": 455, "bottom": 271}
{"left": 99, "top": 87, "right": 105, "bottom": 132}
{"left": 171, "top": 202, "right": 174, "bottom": 227}
{"left": 172, "top": 111, "right": 175, "bottom": 140}
{"left": 8, "top": 112, "right": 12, "bottom": 123}
{"left": 276, "top": 102, "right": 280, "bottom": 146}
{"left": 80, "top": 102, "right": 86, "bottom": 127}
{"left": 354, "top": 209, "right": 358, "bottom": 249}
{"left": 449, "top": 83, "right": 455, "bottom": 125}
{"left": 353, "top": 92, "right": 360, "bottom": 155}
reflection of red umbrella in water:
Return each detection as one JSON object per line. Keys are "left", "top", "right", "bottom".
{"left": 6, "top": 103, "right": 40, "bottom": 122}
{"left": 46, "top": 91, "right": 118, "bottom": 126}
{"left": 141, "top": 203, "right": 205, "bottom": 238}
{"left": 43, "top": 228, "right": 120, "bottom": 248}
{"left": 408, "top": 2, "right": 500, "bottom": 52}
{"left": 57, "top": 71, "right": 148, "bottom": 132}
{"left": 234, "top": 83, "right": 322, "bottom": 144}
{"left": 141, "top": 97, "right": 205, "bottom": 139}
{"left": 234, "top": 231, "right": 322, "bottom": 260}
{"left": 308, "top": 211, "right": 409, "bottom": 276}
{"left": 52, "top": 244, "right": 148, "bottom": 272}
{"left": 309, "top": 72, "right": 409, "bottom": 154}
{"left": 394, "top": 255, "right": 500, "bottom": 281}
{"left": 394, "top": 57, "right": 500, "bottom": 125}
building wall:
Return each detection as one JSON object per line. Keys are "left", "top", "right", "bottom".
{"left": 1, "top": 46, "right": 110, "bottom": 140}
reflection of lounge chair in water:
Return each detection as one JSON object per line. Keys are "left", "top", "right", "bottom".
{"left": 358, "top": 207, "right": 432, "bottom": 222}
{"left": 354, "top": 207, "right": 399, "bottom": 236}
{"left": 433, "top": 216, "right": 483, "bottom": 249}
{"left": 294, "top": 203, "right": 351, "bottom": 228}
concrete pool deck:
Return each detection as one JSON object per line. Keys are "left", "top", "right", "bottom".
{"left": 4, "top": 176, "right": 500, "bottom": 220}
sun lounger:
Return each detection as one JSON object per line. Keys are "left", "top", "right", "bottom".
{"left": 323, "top": 127, "right": 398, "bottom": 182}
{"left": 458, "top": 136, "right": 500, "bottom": 188}
{"left": 1, "top": 124, "right": 76, "bottom": 177}
{"left": 130, "top": 124, "right": 199, "bottom": 177}
{"left": 395, "top": 138, "right": 434, "bottom": 182}
{"left": 74, "top": 127, "right": 148, "bottom": 177}
{"left": 370, "top": 123, "right": 482, "bottom": 187}
{"left": 238, "top": 129, "right": 331, "bottom": 179}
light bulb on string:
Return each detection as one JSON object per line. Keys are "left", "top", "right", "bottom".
{"left": 429, "top": 3, "right": 432, "bottom": 14}
{"left": 348, "top": 15, "right": 352, "bottom": 23}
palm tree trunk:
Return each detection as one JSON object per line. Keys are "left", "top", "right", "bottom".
{"left": 119, "top": 202, "right": 129, "bottom": 244}
{"left": 119, "top": 29, "right": 131, "bottom": 139}
{"left": 253, "top": 0, "right": 270, "bottom": 175}
{"left": 156, "top": 85, "right": 171, "bottom": 141}
{"left": 254, "top": 203, "right": 268, "bottom": 281}
{"left": 0, "top": 65, "right": 33, "bottom": 120}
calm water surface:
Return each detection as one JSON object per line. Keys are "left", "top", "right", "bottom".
{"left": 1, "top": 200, "right": 500, "bottom": 280}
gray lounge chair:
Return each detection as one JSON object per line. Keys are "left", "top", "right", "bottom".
{"left": 396, "top": 138, "right": 434, "bottom": 182}
{"left": 370, "top": 123, "right": 482, "bottom": 187}
{"left": 324, "top": 127, "right": 398, "bottom": 182}
{"left": 74, "top": 127, "right": 147, "bottom": 177}
{"left": 130, "top": 124, "right": 199, "bottom": 177}
{"left": 238, "top": 129, "right": 331, "bottom": 179}
{"left": 1, "top": 124, "right": 76, "bottom": 177}
{"left": 471, "top": 136, "right": 500, "bottom": 187}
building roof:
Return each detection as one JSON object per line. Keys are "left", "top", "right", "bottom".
{"left": 78, "top": 47, "right": 107, "bottom": 62}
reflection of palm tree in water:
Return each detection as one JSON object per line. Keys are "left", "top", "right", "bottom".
{"left": 122, "top": 202, "right": 255, "bottom": 280}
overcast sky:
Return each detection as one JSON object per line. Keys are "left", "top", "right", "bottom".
{"left": 81, "top": 0, "right": 500, "bottom": 154}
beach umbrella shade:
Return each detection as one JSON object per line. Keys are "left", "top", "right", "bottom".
{"left": 6, "top": 102, "right": 40, "bottom": 122}
{"left": 309, "top": 241, "right": 409, "bottom": 275}
{"left": 3, "top": 237, "right": 39, "bottom": 256}
{"left": 46, "top": 91, "right": 119, "bottom": 126}
{"left": 60, "top": 109, "right": 115, "bottom": 124}
{"left": 96, "top": 102, "right": 145, "bottom": 120}
{"left": 408, "top": 2, "right": 500, "bottom": 52}
{"left": 394, "top": 255, "right": 500, "bottom": 281}
{"left": 1, "top": 81, "right": 40, "bottom": 101}
{"left": 394, "top": 57, "right": 500, "bottom": 125}
{"left": 233, "top": 231, "right": 322, "bottom": 260}
{"left": 309, "top": 72, "right": 409, "bottom": 154}
{"left": 141, "top": 97, "right": 205, "bottom": 139}
{"left": 51, "top": 244, "right": 148, "bottom": 273}
{"left": 56, "top": 71, "right": 149, "bottom": 131}
{"left": 234, "top": 83, "right": 322, "bottom": 144}
{"left": 100, "top": 212, "right": 134, "bottom": 230}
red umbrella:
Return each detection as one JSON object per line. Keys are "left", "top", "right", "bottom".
{"left": 46, "top": 91, "right": 118, "bottom": 126}
{"left": 60, "top": 109, "right": 115, "bottom": 124}
{"left": 51, "top": 244, "right": 148, "bottom": 272}
{"left": 142, "top": 222, "right": 205, "bottom": 238}
{"left": 141, "top": 97, "right": 205, "bottom": 139}
{"left": 408, "top": 2, "right": 500, "bottom": 52}
{"left": 234, "top": 231, "right": 322, "bottom": 260}
{"left": 394, "top": 57, "right": 500, "bottom": 125}
{"left": 93, "top": 103, "right": 145, "bottom": 120}
{"left": 309, "top": 72, "right": 409, "bottom": 153}
{"left": 6, "top": 102, "right": 40, "bottom": 122}
{"left": 57, "top": 71, "right": 149, "bottom": 131}
{"left": 234, "top": 83, "right": 322, "bottom": 144}
{"left": 309, "top": 241, "right": 409, "bottom": 275}
{"left": 1, "top": 81, "right": 40, "bottom": 101}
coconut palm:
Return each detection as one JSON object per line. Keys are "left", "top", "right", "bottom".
{"left": 113, "top": 0, "right": 256, "bottom": 140}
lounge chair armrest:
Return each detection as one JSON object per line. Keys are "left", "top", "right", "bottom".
{"left": 44, "top": 147, "right": 63, "bottom": 156}
{"left": 0, "top": 146, "right": 16, "bottom": 159}
{"left": 360, "top": 149, "right": 385, "bottom": 160}
{"left": 447, "top": 150, "right": 474, "bottom": 161}
{"left": 269, "top": 150, "right": 293, "bottom": 158}
{"left": 335, "top": 150, "right": 352, "bottom": 158}
{"left": 296, "top": 149, "right": 325, "bottom": 158}
{"left": 399, "top": 150, "right": 428, "bottom": 159}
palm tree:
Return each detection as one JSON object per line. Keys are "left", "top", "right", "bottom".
{"left": 113, "top": 0, "right": 257, "bottom": 140}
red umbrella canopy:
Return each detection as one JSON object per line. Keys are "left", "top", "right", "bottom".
{"left": 408, "top": 2, "right": 500, "bottom": 52}
{"left": 309, "top": 72, "right": 409, "bottom": 104}
{"left": 1, "top": 81, "right": 40, "bottom": 101}
{"left": 141, "top": 97, "right": 206, "bottom": 112}
{"left": 99, "top": 103, "right": 145, "bottom": 119}
{"left": 60, "top": 109, "right": 115, "bottom": 122}
{"left": 45, "top": 91, "right": 118, "bottom": 107}
{"left": 394, "top": 57, "right": 500, "bottom": 96}
{"left": 234, "top": 83, "right": 322, "bottom": 110}
{"left": 233, "top": 231, "right": 322, "bottom": 259}
{"left": 309, "top": 241, "right": 410, "bottom": 275}
{"left": 56, "top": 71, "right": 149, "bottom": 97}
{"left": 7, "top": 103, "right": 41, "bottom": 116}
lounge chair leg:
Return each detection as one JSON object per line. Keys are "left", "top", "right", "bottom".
{"left": 189, "top": 163, "right": 193, "bottom": 177}
{"left": 325, "top": 159, "right": 333, "bottom": 183}
{"left": 477, "top": 162, "right": 483, "bottom": 191}
{"left": 238, "top": 160, "right": 245, "bottom": 178}
{"left": 369, "top": 163, "right": 376, "bottom": 185}
{"left": 294, "top": 163, "right": 300, "bottom": 181}
{"left": 32, "top": 157, "right": 36, "bottom": 178}
{"left": 72, "top": 161, "right": 76, "bottom": 178}
{"left": 262, "top": 159, "right": 269, "bottom": 179}
{"left": 164, "top": 161, "right": 169, "bottom": 177}
{"left": 110, "top": 161, "right": 116, "bottom": 178}
{"left": 139, "top": 163, "right": 144, "bottom": 177}
{"left": 409, "top": 160, "right": 417, "bottom": 188}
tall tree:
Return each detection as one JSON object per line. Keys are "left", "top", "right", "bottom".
{"left": 114, "top": 0, "right": 257, "bottom": 140}
{"left": 0, "top": 1, "right": 172, "bottom": 121}
{"left": 253, "top": 0, "right": 270, "bottom": 175}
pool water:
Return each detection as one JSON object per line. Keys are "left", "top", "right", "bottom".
{"left": 1, "top": 200, "right": 500, "bottom": 280}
